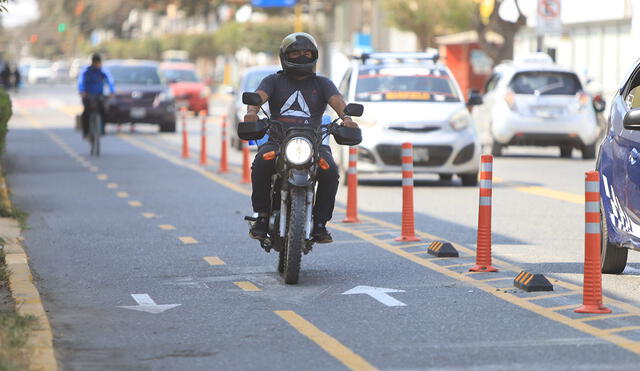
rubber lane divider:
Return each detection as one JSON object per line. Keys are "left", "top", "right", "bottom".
{"left": 241, "top": 140, "right": 251, "bottom": 184}
{"left": 159, "top": 224, "right": 176, "bottom": 230}
{"left": 575, "top": 171, "right": 611, "bottom": 314}
{"left": 342, "top": 146, "right": 360, "bottom": 223}
{"left": 427, "top": 241, "right": 459, "bottom": 257}
{"left": 107, "top": 182, "right": 118, "bottom": 189}
{"left": 199, "top": 110, "right": 208, "bottom": 165}
{"left": 128, "top": 201, "right": 142, "bottom": 207}
{"left": 234, "top": 281, "right": 261, "bottom": 291}
{"left": 275, "top": 310, "right": 377, "bottom": 371}
{"left": 204, "top": 256, "right": 225, "bottom": 265}
{"left": 179, "top": 236, "right": 198, "bottom": 244}
{"left": 142, "top": 213, "right": 158, "bottom": 219}
{"left": 180, "top": 107, "right": 190, "bottom": 158}
{"left": 97, "top": 174, "right": 108, "bottom": 180}
{"left": 118, "top": 127, "right": 640, "bottom": 356}
{"left": 395, "top": 143, "right": 419, "bottom": 241}
{"left": 470, "top": 154, "right": 498, "bottom": 272}
{"left": 219, "top": 114, "right": 230, "bottom": 173}
{"left": 513, "top": 271, "right": 553, "bottom": 292}
{"left": 117, "top": 192, "right": 129, "bottom": 198}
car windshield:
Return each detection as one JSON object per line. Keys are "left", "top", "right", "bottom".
{"left": 162, "top": 69, "right": 199, "bottom": 82}
{"left": 509, "top": 71, "right": 582, "bottom": 95}
{"left": 107, "top": 65, "right": 161, "bottom": 85}
{"left": 355, "top": 67, "right": 460, "bottom": 102}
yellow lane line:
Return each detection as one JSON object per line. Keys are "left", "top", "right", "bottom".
{"left": 440, "top": 262, "right": 475, "bottom": 269}
{"left": 107, "top": 183, "right": 118, "bottom": 189}
{"left": 142, "top": 212, "right": 158, "bottom": 219}
{"left": 547, "top": 304, "right": 579, "bottom": 311}
{"left": 233, "top": 281, "right": 261, "bottom": 292}
{"left": 97, "top": 174, "right": 108, "bottom": 181}
{"left": 203, "top": 256, "right": 225, "bottom": 265}
{"left": 515, "top": 186, "right": 583, "bottom": 204}
{"left": 159, "top": 224, "right": 176, "bottom": 230}
{"left": 578, "top": 313, "right": 639, "bottom": 322}
{"left": 521, "top": 292, "right": 580, "bottom": 301}
{"left": 128, "top": 201, "right": 142, "bottom": 207}
{"left": 275, "top": 310, "right": 377, "bottom": 371}
{"left": 120, "top": 124, "right": 640, "bottom": 357}
{"left": 179, "top": 236, "right": 198, "bottom": 244}
{"left": 604, "top": 326, "right": 640, "bottom": 334}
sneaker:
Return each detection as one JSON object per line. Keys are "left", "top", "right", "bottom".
{"left": 249, "top": 216, "right": 269, "bottom": 240}
{"left": 312, "top": 222, "right": 333, "bottom": 244}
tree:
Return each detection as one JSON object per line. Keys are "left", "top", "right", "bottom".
{"left": 475, "top": 0, "right": 527, "bottom": 64}
{"left": 382, "top": 0, "right": 475, "bottom": 50}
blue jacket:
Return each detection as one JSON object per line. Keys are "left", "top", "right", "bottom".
{"left": 77, "top": 66, "right": 115, "bottom": 95}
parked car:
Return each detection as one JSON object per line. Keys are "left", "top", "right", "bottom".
{"left": 51, "top": 61, "right": 70, "bottom": 82}
{"left": 333, "top": 52, "right": 482, "bottom": 185}
{"left": 597, "top": 57, "right": 640, "bottom": 273}
{"left": 159, "top": 62, "right": 210, "bottom": 114}
{"left": 229, "top": 65, "right": 280, "bottom": 149}
{"left": 69, "top": 58, "right": 87, "bottom": 80}
{"left": 103, "top": 60, "right": 176, "bottom": 132}
{"left": 472, "top": 53, "right": 602, "bottom": 159}
{"left": 27, "top": 59, "right": 53, "bottom": 84}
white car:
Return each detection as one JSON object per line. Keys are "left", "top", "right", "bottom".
{"left": 472, "top": 53, "right": 600, "bottom": 159}
{"left": 27, "top": 59, "right": 53, "bottom": 84}
{"left": 333, "top": 53, "right": 482, "bottom": 185}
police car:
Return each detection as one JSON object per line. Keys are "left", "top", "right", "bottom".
{"left": 333, "top": 52, "right": 482, "bottom": 185}
{"left": 598, "top": 58, "right": 640, "bottom": 273}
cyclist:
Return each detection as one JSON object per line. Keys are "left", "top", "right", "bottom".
{"left": 77, "top": 54, "right": 115, "bottom": 139}
{"left": 244, "top": 32, "right": 358, "bottom": 244}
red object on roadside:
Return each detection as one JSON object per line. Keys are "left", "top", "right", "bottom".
{"left": 181, "top": 107, "right": 190, "bottom": 159}
{"left": 199, "top": 110, "right": 208, "bottom": 165}
{"left": 219, "top": 115, "right": 230, "bottom": 173}
{"left": 470, "top": 155, "right": 498, "bottom": 272}
{"left": 575, "top": 171, "right": 612, "bottom": 314}
{"left": 241, "top": 140, "right": 251, "bottom": 184}
{"left": 342, "top": 147, "right": 360, "bottom": 223}
{"left": 395, "top": 143, "right": 420, "bottom": 242}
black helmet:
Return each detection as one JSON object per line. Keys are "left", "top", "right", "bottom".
{"left": 279, "top": 32, "right": 318, "bottom": 77}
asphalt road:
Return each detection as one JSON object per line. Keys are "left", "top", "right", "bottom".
{"left": 6, "top": 84, "right": 640, "bottom": 370}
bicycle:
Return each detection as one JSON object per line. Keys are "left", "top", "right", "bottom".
{"left": 85, "top": 95, "right": 104, "bottom": 156}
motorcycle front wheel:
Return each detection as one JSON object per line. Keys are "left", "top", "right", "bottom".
{"left": 282, "top": 187, "right": 305, "bottom": 284}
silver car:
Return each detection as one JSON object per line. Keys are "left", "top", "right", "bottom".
{"left": 333, "top": 53, "right": 482, "bottom": 185}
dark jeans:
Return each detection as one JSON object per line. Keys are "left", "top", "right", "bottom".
{"left": 251, "top": 143, "right": 339, "bottom": 224}
{"left": 81, "top": 95, "right": 105, "bottom": 137}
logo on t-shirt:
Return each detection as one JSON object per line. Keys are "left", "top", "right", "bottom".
{"left": 281, "top": 91, "right": 311, "bottom": 119}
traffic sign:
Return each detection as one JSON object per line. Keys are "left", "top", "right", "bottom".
{"left": 251, "top": 0, "right": 297, "bottom": 7}
{"left": 536, "top": 0, "right": 562, "bottom": 35}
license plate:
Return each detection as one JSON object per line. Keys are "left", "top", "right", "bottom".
{"left": 131, "top": 107, "right": 146, "bottom": 118}
{"left": 534, "top": 106, "right": 562, "bottom": 118}
{"left": 414, "top": 147, "right": 430, "bottom": 162}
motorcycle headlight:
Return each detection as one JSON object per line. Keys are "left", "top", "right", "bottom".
{"left": 449, "top": 109, "right": 472, "bottom": 131}
{"left": 285, "top": 137, "right": 313, "bottom": 165}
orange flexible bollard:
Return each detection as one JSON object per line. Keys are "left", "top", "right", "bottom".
{"left": 575, "top": 171, "right": 611, "bottom": 314}
{"left": 199, "top": 110, "right": 208, "bottom": 165}
{"left": 181, "top": 107, "right": 190, "bottom": 158}
{"left": 395, "top": 143, "right": 420, "bottom": 242}
{"left": 342, "top": 147, "right": 360, "bottom": 223}
{"left": 219, "top": 115, "right": 229, "bottom": 173}
{"left": 470, "top": 155, "right": 498, "bottom": 272}
{"left": 241, "top": 140, "right": 251, "bottom": 184}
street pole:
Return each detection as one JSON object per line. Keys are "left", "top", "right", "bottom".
{"left": 294, "top": 3, "right": 303, "bottom": 32}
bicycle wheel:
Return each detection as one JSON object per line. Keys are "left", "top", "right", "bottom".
{"left": 90, "top": 113, "right": 100, "bottom": 156}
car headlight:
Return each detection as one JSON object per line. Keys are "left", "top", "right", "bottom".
{"left": 200, "top": 86, "right": 212, "bottom": 98}
{"left": 449, "top": 109, "right": 472, "bottom": 131}
{"left": 285, "top": 137, "right": 313, "bottom": 165}
{"left": 157, "top": 90, "right": 174, "bottom": 102}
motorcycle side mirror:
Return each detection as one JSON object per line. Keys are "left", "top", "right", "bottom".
{"left": 333, "top": 126, "right": 362, "bottom": 146}
{"left": 242, "top": 92, "right": 262, "bottom": 106}
{"left": 344, "top": 103, "right": 364, "bottom": 117}
{"left": 238, "top": 120, "right": 269, "bottom": 140}
{"left": 623, "top": 109, "right": 640, "bottom": 130}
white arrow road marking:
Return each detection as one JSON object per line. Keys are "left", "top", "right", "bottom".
{"left": 118, "top": 294, "right": 181, "bottom": 314}
{"left": 342, "top": 286, "right": 407, "bottom": 307}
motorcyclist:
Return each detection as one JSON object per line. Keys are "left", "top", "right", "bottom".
{"left": 244, "top": 32, "right": 358, "bottom": 244}
{"left": 77, "top": 53, "right": 115, "bottom": 138}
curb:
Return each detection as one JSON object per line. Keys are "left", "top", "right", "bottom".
{"left": 1, "top": 174, "right": 58, "bottom": 371}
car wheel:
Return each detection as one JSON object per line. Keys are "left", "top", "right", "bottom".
{"left": 439, "top": 174, "right": 453, "bottom": 182}
{"left": 459, "top": 173, "right": 478, "bottom": 186}
{"left": 159, "top": 121, "right": 176, "bottom": 133}
{"left": 491, "top": 139, "right": 503, "bottom": 157}
{"left": 582, "top": 143, "right": 597, "bottom": 159}
{"left": 601, "top": 201, "right": 628, "bottom": 274}
{"left": 560, "top": 145, "right": 573, "bottom": 158}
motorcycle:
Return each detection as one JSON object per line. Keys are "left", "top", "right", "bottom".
{"left": 238, "top": 92, "right": 363, "bottom": 284}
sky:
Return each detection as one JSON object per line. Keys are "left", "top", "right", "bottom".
{"left": 2, "top": 0, "right": 39, "bottom": 28}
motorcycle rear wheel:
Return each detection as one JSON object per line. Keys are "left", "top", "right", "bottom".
{"left": 283, "top": 188, "right": 305, "bottom": 284}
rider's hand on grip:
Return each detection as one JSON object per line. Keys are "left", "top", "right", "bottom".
{"left": 341, "top": 117, "right": 359, "bottom": 128}
{"left": 243, "top": 113, "right": 259, "bottom": 123}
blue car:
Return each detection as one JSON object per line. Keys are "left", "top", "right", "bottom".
{"left": 597, "top": 60, "right": 640, "bottom": 273}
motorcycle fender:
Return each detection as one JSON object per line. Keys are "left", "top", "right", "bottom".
{"left": 288, "top": 169, "right": 313, "bottom": 187}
